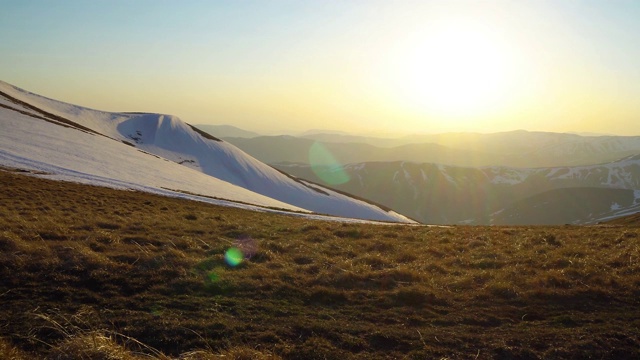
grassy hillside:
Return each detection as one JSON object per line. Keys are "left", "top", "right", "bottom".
{"left": 491, "top": 187, "right": 638, "bottom": 225}
{"left": 604, "top": 212, "right": 640, "bottom": 226}
{"left": 1, "top": 168, "right": 640, "bottom": 359}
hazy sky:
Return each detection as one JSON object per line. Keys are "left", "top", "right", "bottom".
{"left": 2, "top": 0, "right": 640, "bottom": 136}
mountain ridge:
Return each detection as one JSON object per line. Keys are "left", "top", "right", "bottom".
{"left": 223, "top": 130, "right": 640, "bottom": 168}
{"left": 276, "top": 156, "right": 640, "bottom": 225}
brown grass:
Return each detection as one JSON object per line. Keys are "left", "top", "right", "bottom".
{"left": 0, "top": 338, "right": 31, "bottom": 360}
{"left": 1, "top": 169, "right": 640, "bottom": 359}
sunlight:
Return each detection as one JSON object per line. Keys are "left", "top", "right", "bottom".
{"left": 388, "top": 19, "right": 517, "bottom": 120}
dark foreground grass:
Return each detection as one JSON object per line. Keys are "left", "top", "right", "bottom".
{"left": 1, "top": 169, "right": 640, "bottom": 359}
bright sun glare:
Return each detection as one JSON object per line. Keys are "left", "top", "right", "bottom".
{"left": 389, "top": 20, "right": 516, "bottom": 120}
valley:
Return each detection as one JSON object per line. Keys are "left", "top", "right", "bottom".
{"left": 274, "top": 157, "right": 640, "bottom": 225}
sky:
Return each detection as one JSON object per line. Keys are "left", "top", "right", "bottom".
{"left": 2, "top": 0, "right": 640, "bottom": 136}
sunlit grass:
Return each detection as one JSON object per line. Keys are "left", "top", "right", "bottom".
{"left": 1, "top": 168, "right": 639, "bottom": 359}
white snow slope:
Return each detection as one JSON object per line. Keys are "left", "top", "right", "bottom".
{"left": 0, "top": 80, "right": 413, "bottom": 224}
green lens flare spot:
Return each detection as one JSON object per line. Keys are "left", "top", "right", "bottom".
{"left": 225, "top": 247, "right": 243, "bottom": 267}
{"left": 207, "top": 272, "right": 220, "bottom": 282}
{"left": 308, "top": 142, "right": 350, "bottom": 185}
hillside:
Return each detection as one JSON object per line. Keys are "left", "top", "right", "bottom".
{"left": 2, "top": 169, "right": 640, "bottom": 359}
{"left": 0, "top": 80, "right": 412, "bottom": 224}
{"left": 490, "top": 187, "right": 640, "bottom": 225}
{"left": 603, "top": 212, "right": 640, "bottom": 226}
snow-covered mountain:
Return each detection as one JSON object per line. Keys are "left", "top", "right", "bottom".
{"left": 275, "top": 157, "right": 640, "bottom": 225}
{"left": 0, "top": 80, "right": 413, "bottom": 224}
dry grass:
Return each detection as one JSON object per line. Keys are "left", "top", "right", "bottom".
{"left": 1, "top": 169, "right": 640, "bottom": 359}
{"left": 0, "top": 337, "right": 31, "bottom": 360}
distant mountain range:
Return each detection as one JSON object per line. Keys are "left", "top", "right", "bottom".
{"left": 222, "top": 132, "right": 640, "bottom": 168}
{"left": 0, "top": 81, "right": 413, "bottom": 224}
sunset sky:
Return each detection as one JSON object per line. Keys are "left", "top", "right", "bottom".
{"left": 2, "top": 0, "right": 640, "bottom": 136}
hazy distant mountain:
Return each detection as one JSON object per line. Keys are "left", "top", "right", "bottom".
{"left": 300, "top": 133, "right": 405, "bottom": 148}
{"left": 0, "top": 80, "right": 413, "bottom": 224}
{"left": 275, "top": 156, "right": 640, "bottom": 225}
{"left": 298, "top": 129, "right": 353, "bottom": 136}
{"left": 567, "top": 131, "right": 617, "bottom": 136}
{"left": 225, "top": 131, "right": 640, "bottom": 168}
{"left": 194, "top": 124, "right": 261, "bottom": 138}
{"left": 223, "top": 136, "right": 486, "bottom": 166}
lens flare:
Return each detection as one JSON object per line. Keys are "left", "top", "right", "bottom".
{"left": 308, "top": 142, "right": 350, "bottom": 185}
{"left": 224, "top": 247, "right": 243, "bottom": 267}
{"left": 207, "top": 272, "right": 220, "bottom": 282}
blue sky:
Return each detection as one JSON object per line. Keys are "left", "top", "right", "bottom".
{"left": 2, "top": 0, "right": 640, "bottom": 135}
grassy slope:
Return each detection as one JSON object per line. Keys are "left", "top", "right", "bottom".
{"left": 1, "top": 169, "right": 640, "bottom": 359}
{"left": 605, "top": 212, "right": 640, "bottom": 226}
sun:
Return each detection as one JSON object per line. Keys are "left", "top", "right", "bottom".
{"left": 388, "top": 20, "right": 516, "bottom": 119}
